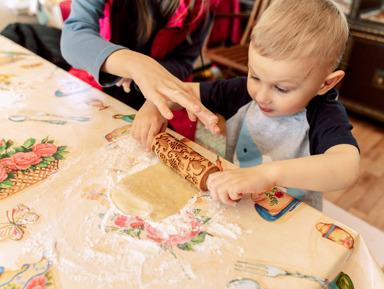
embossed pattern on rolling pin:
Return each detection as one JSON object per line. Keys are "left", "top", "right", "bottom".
{"left": 151, "top": 132, "right": 219, "bottom": 191}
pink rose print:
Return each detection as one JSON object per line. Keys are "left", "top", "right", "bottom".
{"left": 114, "top": 215, "right": 145, "bottom": 228}
{"left": 0, "top": 152, "right": 42, "bottom": 170}
{"left": 342, "top": 237, "right": 351, "bottom": 248}
{"left": 26, "top": 275, "right": 48, "bottom": 289}
{"left": 274, "top": 190, "right": 284, "bottom": 198}
{"left": 144, "top": 211, "right": 201, "bottom": 246}
{"left": 32, "top": 143, "right": 57, "bottom": 157}
{"left": 127, "top": 216, "right": 145, "bottom": 228}
{"left": 0, "top": 158, "right": 14, "bottom": 169}
{"left": 0, "top": 166, "right": 7, "bottom": 183}
{"left": 114, "top": 215, "right": 128, "bottom": 228}
{"left": 0, "top": 140, "right": 3, "bottom": 146}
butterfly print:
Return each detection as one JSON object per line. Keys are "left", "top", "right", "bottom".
{"left": 0, "top": 203, "right": 39, "bottom": 241}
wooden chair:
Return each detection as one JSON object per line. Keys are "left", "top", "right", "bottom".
{"left": 203, "top": 0, "right": 272, "bottom": 76}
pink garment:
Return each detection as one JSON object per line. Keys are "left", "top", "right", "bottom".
{"left": 99, "top": 0, "right": 112, "bottom": 41}
{"left": 208, "top": 0, "right": 242, "bottom": 45}
{"left": 59, "top": 1, "right": 72, "bottom": 22}
{"left": 150, "top": 0, "right": 220, "bottom": 59}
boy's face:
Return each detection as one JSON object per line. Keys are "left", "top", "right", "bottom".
{"left": 247, "top": 49, "right": 329, "bottom": 117}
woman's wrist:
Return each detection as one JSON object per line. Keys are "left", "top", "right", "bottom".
{"left": 101, "top": 49, "right": 138, "bottom": 79}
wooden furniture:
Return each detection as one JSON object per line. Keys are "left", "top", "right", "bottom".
{"left": 335, "top": 0, "right": 384, "bottom": 123}
{"left": 203, "top": 0, "right": 272, "bottom": 76}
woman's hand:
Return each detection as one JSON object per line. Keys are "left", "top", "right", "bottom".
{"left": 132, "top": 54, "right": 220, "bottom": 134}
{"left": 131, "top": 100, "right": 168, "bottom": 151}
{"left": 102, "top": 49, "right": 220, "bottom": 134}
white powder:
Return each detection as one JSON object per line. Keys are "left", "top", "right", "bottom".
{"left": 0, "top": 89, "right": 26, "bottom": 113}
{"left": 10, "top": 134, "right": 245, "bottom": 289}
{"left": 205, "top": 223, "right": 240, "bottom": 240}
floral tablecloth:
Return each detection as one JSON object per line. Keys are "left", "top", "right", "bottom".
{"left": 0, "top": 35, "right": 383, "bottom": 289}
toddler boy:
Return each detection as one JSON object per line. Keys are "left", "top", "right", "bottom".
{"left": 131, "top": 0, "right": 360, "bottom": 211}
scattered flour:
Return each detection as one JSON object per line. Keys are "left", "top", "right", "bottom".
{"left": 0, "top": 89, "right": 26, "bottom": 113}
{"left": 11, "top": 134, "right": 246, "bottom": 289}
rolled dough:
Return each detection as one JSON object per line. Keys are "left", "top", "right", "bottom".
{"left": 110, "top": 162, "right": 199, "bottom": 222}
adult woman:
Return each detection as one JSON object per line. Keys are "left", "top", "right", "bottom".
{"left": 61, "top": 0, "right": 220, "bottom": 139}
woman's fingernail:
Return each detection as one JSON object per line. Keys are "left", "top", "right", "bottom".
{"left": 193, "top": 104, "right": 202, "bottom": 112}
{"left": 209, "top": 116, "right": 218, "bottom": 123}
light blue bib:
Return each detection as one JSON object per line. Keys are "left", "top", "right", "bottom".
{"left": 233, "top": 102, "right": 310, "bottom": 199}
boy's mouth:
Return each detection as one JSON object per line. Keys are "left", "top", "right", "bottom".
{"left": 259, "top": 105, "right": 273, "bottom": 113}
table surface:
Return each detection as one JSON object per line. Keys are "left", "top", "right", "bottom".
{"left": 0, "top": 35, "right": 383, "bottom": 289}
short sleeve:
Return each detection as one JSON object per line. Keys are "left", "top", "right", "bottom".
{"left": 200, "top": 77, "right": 251, "bottom": 120}
{"left": 306, "top": 89, "right": 359, "bottom": 155}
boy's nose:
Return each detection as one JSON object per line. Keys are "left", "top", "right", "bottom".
{"left": 255, "top": 87, "right": 271, "bottom": 104}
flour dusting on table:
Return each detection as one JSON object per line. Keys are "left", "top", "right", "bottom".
{"left": 4, "top": 135, "right": 245, "bottom": 288}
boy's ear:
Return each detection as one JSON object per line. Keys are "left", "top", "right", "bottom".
{"left": 317, "top": 70, "right": 345, "bottom": 95}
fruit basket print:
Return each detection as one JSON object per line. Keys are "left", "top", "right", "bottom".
{"left": 0, "top": 137, "right": 68, "bottom": 200}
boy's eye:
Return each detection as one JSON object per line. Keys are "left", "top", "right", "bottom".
{"left": 275, "top": 86, "right": 289, "bottom": 94}
{"left": 250, "top": 75, "right": 260, "bottom": 81}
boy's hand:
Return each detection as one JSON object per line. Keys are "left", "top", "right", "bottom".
{"left": 206, "top": 167, "right": 275, "bottom": 206}
{"left": 116, "top": 78, "right": 132, "bottom": 93}
{"left": 131, "top": 100, "right": 168, "bottom": 151}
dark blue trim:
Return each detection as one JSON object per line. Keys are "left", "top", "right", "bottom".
{"left": 324, "top": 224, "right": 336, "bottom": 239}
{"left": 255, "top": 199, "right": 302, "bottom": 222}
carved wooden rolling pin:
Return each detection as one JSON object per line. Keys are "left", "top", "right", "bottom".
{"left": 151, "top": 132, "right": 220, "bottom": 191}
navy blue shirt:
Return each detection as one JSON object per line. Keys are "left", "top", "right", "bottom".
{"left": 200, "top": 77, "right": 359, "bottom": 156}
{"left": 200, "top": 77, "right": 358, "bottom": 210}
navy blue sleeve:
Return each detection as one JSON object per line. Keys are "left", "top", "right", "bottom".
{"left": 200, "top": 77, "right": 252, "bottom": 120}
{"left": 306, "top": 89, "right": 359, "bottom": 155}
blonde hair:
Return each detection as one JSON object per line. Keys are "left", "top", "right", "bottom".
{"left": 250, "top": 0, "right": 349, "bottom": 70}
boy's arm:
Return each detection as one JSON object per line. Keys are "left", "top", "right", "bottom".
{"left": 207, "top": 144, "right": 360, "bottom": 205}
{"left": 268, "top": 144, "right": 360, "bottom": 192}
